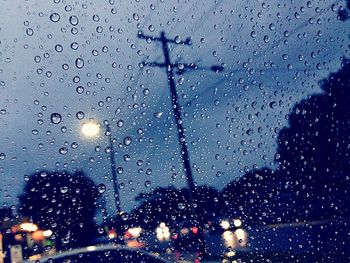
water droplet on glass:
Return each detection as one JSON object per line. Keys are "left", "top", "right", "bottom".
{"left": 97, "top": 184, "right": 106, "bottom": 194}
{"left": 73, "top": 76, "right": 80, "bottom": 83}
{"left": 71, "top": 142, "right": 78, "bottom": 149}
{"left": 76, "top": 86, "right": 84, "bottom": 94}
{"left": 34, "top": 56, "right": 41, "bottom": 63}
{"left": 50, "top": 113, "right": 62, "bottom": 124}
{"left": 123, "top": 137, "right": 132, "bottom": 146}
{"left": 178, "top": 203, "right": 185, "bottom": 210}
{"left": 59, "top": 147, "right": 68, "bottom": 155}
{"left": 69, "top": 15, "right": 79, "bottom": 26}
{"left": 117, "top": 167, "right": 123, "bottom": 174}
{"left": 154, "top": 112, "right": 163, "bottom": 118}
{"left": 55, "top": 44, "right": 63, "bottom": 52}
{"left": 60, "top": 186, "right": 68, "bottom": 193}
{"left": 132, "top": 13, "right": 139, "bottom": 21}
{"left": 143, "top": 88, "right": 150, "bottom": 96}
{"left": 144, "top": 181, "right": 151, "bottom": 188}
{"left": 269, "top": 101, "right": 277, "bottom": 109}
{"left": 76, "top": 111, "right": 85, "bottom": 120}
{"left": 174, "top": 36, "right": 181, "bottom": 44}
{"left": 26, "top": 28, "right": 34, "bottom": 36}
{"left": 96, "top": 26, "right": 103, "bottom": 33}
{"left": 50, "top": 13, "right": 61, "bottom": 22}
{"left": 61, "top": 231, "right": 71, "bottom": 244}
{"left": 263, "top": 35, "right": 270, "bottom": 43}
{"left": 117, "top": 120, "right": 124, "bottom": 127}
{"left": 44, "top": 245, "right": 53, "bottom": 253}
{"left": 71, "top": 42, "right": 79, "bottom": 50}
{"left": 121, "top": 212, "right": 130, "bottom": 221}
{"left": 65, "top": 4, "right": 72, "bottom": 11}
{"left": 92, "top": 14, "right": 100, "bottom": 22}
{"left": 75, "top": 58, "right": 84, "bottom": 69}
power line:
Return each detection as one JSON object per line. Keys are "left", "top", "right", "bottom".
{"left": 183, "top": 0, "right": 344, "bottom": 105}
{"left": 253, "top": 0, "right": 343, "bottom": 62}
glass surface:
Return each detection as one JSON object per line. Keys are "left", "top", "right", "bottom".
{"left": 0, "top": 0, "right": 349, "bottom": 262}
{"left": 40, "top": 249, "right": 167, "bottom": 263}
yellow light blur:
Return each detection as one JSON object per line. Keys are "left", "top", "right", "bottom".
{"left": 156, "top": 223, "right": 170, "bottom": 241}
{"left": 20, "top": 223, "right": 38, "bottom": 232}
{"left": 220, "top": 220, "right": 230, "bottom": 230}
{"left": 233, "top": 219, "right": 242, "bottom": 228}
{"left": 226, "top": 251, "right": 236, "bottom": 257}
{"left": 86, "top": 246, "right": 97, "bottom": 251}
{"left": 235, "top": 228, "right": 248, "bottom": 246}
{"left": 43, "top": 230, "right": 53, "bottom": 237}
{"left": 81, "top": 122, "right": 100, "bottom": 137}
{"left": 128, "top": 227, "right": 142, "bottom": 238}
{"left": 28, "top": 255, "right": 42, "bottom": 261}
{"left": 108, "top": 232, "right": 117, "bottom": 239}
{"left": 222, "top": 230, "right": 235, "bottom": 248}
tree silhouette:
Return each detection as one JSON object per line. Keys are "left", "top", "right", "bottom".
{"left": 18, "top": 170, "right": 100, "bottom": 250}
{"left": 338, "top": 0, "right": 350, "bottom": 21}
{"left": 0, "top": 207, "right": 12, "bottom": 224}
{"left": 222, "top": 168, "right": 282, "bottom": 226}
{"left": 276, "top": 58, "right": 350, "bottom": 221}
{"left": 222, "top": 59, "right": 350, "bottom": 226}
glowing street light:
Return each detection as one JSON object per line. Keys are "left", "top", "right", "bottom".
{"left": 81, "top": 120, "right": 121, "bottom": 214}
{"left": 81, "top": 122, "right": 100, "bottom": 137}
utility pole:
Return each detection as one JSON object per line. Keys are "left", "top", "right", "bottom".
{"left": 105, "top": 122, "right": 121, "bottom": 215}
{"left": 138, "top": 30, "right": 223, "bottom": 216}
{"left": 138, "top": 31, "right": 197, "bottom": 209}
{"left": 82, "top": 120, "right": 122, "bottom": 214}
{"left": 138, "top": 31, "right": 223, "bottom": 257}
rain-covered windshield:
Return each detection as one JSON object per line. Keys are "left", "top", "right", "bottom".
{"left": 0, "top": 0, "right": 350, "bottom": 262}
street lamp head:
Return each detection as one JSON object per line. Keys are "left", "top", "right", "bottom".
{"left": 81, "top": 121, "right": 100, "bottom": 137}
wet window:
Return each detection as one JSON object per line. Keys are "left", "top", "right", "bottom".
{"left": 0, "top": 0, "right": 350, "bottom": 262}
